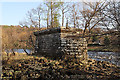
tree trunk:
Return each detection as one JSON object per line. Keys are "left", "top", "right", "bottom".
{"left": 38, "top": 15, "right": 41, "bottom": 29}
{"left": 82, "top": 27, "right": 87, "bottom": 38}
{"left": 51, "top": 2, "right": 53, "bottom": 28}
{"left": 66, "top": 19, "right": 68, "bottom": 28}
{"left": 47, "top": 8, "right": 49, "bottom": 28}
{"left": 73, "top": 12, "right": 76, "bottom": 28}
{"left": 62, "top": 10, "right": 64, "bottom": 27}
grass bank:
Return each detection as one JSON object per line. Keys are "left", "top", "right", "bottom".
{"left": 88, "top": 46, "right": 120, "bottom": 52}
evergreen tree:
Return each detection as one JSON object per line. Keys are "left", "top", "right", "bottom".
{"left": 45, "top": 1, "right": 62, "bottom": 28}
{"left": 53, "top": 13, "right": 60, "bottom": 27}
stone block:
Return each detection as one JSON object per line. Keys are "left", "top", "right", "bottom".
{"left": 34, "top": 27, "right": 88, "bottom": 59}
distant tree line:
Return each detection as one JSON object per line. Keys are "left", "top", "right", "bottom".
{"left": 2, "top": 25, "right": 39, "bottom": 53}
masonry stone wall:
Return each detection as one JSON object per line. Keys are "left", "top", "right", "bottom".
{"left": 34, "top": 27, "right": 88, "bottom": 60}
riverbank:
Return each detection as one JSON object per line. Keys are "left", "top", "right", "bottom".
{"left": 88, "top": 46, "right": 120, "bottom": 52}
{"left": 1, "top": 54, "right": 120, "bottom": 80}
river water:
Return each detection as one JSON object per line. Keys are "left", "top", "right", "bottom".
{"left": 5, "top": 49, "right": 33, "bottom": 54}
{"left": 4, "top": 49, "right": 120, "bottom": 66}
{"left": 88, "top": 51, "right": 120, "bottom": 66}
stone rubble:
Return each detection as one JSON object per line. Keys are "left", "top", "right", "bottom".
{"left": 2, "top": 56, "right": 120, "bottom": 80}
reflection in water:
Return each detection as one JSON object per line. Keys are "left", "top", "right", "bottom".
{"left": 88, "top": 51, "right": 120, "bottom": 66}
{"left": 5, "top": 49, "right": 33, "bottom": 54}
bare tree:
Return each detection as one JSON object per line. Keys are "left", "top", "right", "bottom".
{"left": 20, "top": 4, "right": 44, "bottom": 29}
{"left": 68, "top": 3, "right": 80, "bottom": 28}
{"left": 2, "top": 26, "right": 21, "bottom": 55}
{"left": 47, "top": 8, "right": 50, "bottom": 28}
{"left": 2, "top": 25, "right": 38, "bottom": 55}
{"left": 72, "top": 4, "right": 77, "bottom": 28}
{"left": 61, "top": 2, "right": 70, "bottom": 27}
{"left": 79, "top": 1, "right": 109, "bottom": 42}
{"left": 102, "top": 1, "right": 120, "bottom": 31}
{"left": 102, "top": 0, "right": 120, "bottom": 46}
